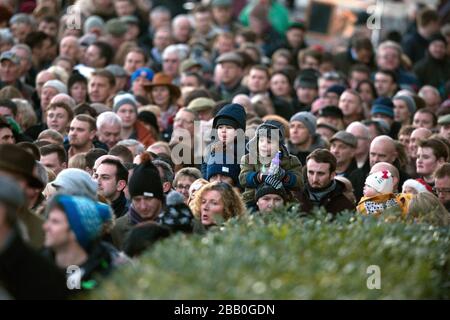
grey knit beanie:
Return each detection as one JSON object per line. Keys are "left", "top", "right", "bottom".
{"left": 289, "top": 111, "right": 317, "bottom": 135}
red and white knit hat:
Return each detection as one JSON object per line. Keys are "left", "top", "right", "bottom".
{"left": 365, "top": 170, "right": 394, "bottom": 194}
{"left": 402, "top": 178, "right": 433, "bottom": 193}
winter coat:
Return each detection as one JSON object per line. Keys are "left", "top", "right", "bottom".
{"left": 413, "top": 53, "right": 450, "bottom": 96}
{"left": 239, "top": 146, "right": 303, "bottom": 205}
{"left": 294, "top": 179, "right": 355, "bottom": 216}
{"left": 18, "top": 208, "right": 45, "bottom": 250}
{"left": 0, "top": 231, "right": 69, "bottom": 300}
{"left": 357, "top": 193, "right": 412, "bottom": 217}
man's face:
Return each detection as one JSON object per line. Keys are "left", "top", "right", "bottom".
{"left": 212, "top": 6, "right": 232, "bottom": 25}
{"left": 307, "top": 159, "right": 334, "bottom": 188}
{"left": 94, "top": 163, "right": 121, "bottom": 200}
{"left": 43, "top": 207, "right": 73, "bottom": 249}
{"left": 330, "top": 140, "right": 355, "bottom": 166}
{"left": 88, "top": 76, "right": 112, "bottom": 103}
{"left": 0, "top": 60, "right": 19, "bottom": 84}
{"left": 377, "top": 47, "right": 400, "bottom": 70}
{"left": 369, "top": 140, "right": 396, "bottom": 167}
{"left": 195, "top": 11, "right": 212, "bottom": 34}
{"left": 175, "top": 176, "right": 196, "bottom": 201}
{"left": 349, "top": 71, "right": 369, "bottom": 89}
{"left": 162, "top": 53, "right": 180, "bottom": 78}
{"left": 180, "top": 74, "right": 200, "bottom": 89}
{"left": 372, "top": 113, "right": 394, "bottom": 127}
{"left": 296, "top": 87, "right": 317, "bottom": 105}
{"left": 41, "top": 87, "right": 59, "bottom": 111}
{"left": 84, "top": 45, "right": 104, "bottom": 68}
{"left": 429, "top": 41, "right": 446, "bottom": 60}
{"left": 173, "top": 19, "right": 191, "bottom": 43}
{"left": 98, "top": 123, "right": 122, "bottom": 149}
{"left": 68, "top": 119, "right": 95, "bottom": 148}
{"left": 257, "top": 194, "right": 284, "bottom": 212}
{"left": 11, "top": 23, "right": 32, "bottom": 43}
{"left": 36, "top": 72, "right": 55, "bottom": 98}
{"left": 220, "top": 62, "right": 241, "bottom": 86}
{"left": 40, "top": 152, "right": 65, "bottom": 176}
{"left": 435, "top": 176, "right": 450, "bottom": 206}
{"left": 439, "top": 123, "right": 450, "bottom": 141}
{"left": 39, "top": 21, "right": 58, "bottom": 37}
{"left": 286, "top": 28, "right": 304, "bottom": 49}
{"left": 114, "top": 0, "right": 135, "bottom": 16}
{"left": 153, "top": 29, "right": 172, "bottom": 51}
{"left": 339, "top": 91, "right": 361, "bottom": 117}
{"left": 12, "top": 48, "right": 32, "bottom": 77}
{"left": 413, "top": 112, "right": 434, "bottom": 130}
{"left": 132, "top": 196, "right": 162, "bottom": 220}
{"left": 47, "top": 107, "right": 70, "bottom": 134}
{"left": 409, "top": 129, "right": 430, "bottom": 157}
{"left": 0, "top": 127, "right": 15, "bottom": 145}
{"left": 374, "top": 73, "right": 395, "bottom": 97}
{"left": 248, "top": 69, "right": 269, "bottom": 94}
{"left": 289, "top": 121, "right": 310, "bottom": 146}
{"left": 124, "top": 51, "right": 146, "bottom": 75}
{"left": 59, "top": 37, "right": 79, "bottom": 62}
{"left": 173, "top": 110, "right": 195, "bottom": 137}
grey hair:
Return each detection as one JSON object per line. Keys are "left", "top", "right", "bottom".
{"left": 151, "top": 6, "right": 171, "bottom": 19}
{"left": 152, "top": 159, "right": 174, "bottom": 183}
{"left": 0, "top": 29, "right": 14, "bottom": 45}
{"left": 117, "top": 139, "right": 145, "bottom": 155}
{"left": 162, "top": 44, "right": 189, "bottom": 61}
{"left": 376, "top": 40, "right": 403, "bottom": 58}
{"left": 9, "top": 13, "right": 36, "bottom": 28}
{"left": 97, "top": 111, "right": 122, "bottom": 129}
{"left": 11, "top": 44, "right": 32, "bottom": 64}
{"left": 418, "top": 85, "right": 441, "bottom": 98}
{"left": 172, "top": 14, "right": 192, "bottom": 29}
{"left": 346, "top": 121, "right": 370, "bottom": 139}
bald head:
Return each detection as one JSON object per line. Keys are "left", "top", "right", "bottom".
{"left": 409, "top": 127, "right": 432, "bottom": 158}
{"left": 369, "top": 135, "right": 397, "bottom": 167}
{"left": 347, "top": 121, "right": 371, "bottom": 158}
{"left": 232, "top": 94, "right": 253, "bottom": 113}
{"left": 370, "top": 161, "right": 400, "bottom": 192}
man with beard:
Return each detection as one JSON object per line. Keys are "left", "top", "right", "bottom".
{"left": 295, "top": 149, "right": 354, "bottom": 215}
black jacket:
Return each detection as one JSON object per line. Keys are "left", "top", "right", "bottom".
{"left": 0, "top": 231, "right": 69, "bottom": 300}
{"left": 111, "top": 192, "right": 129, "bottom": 219}
{"left": 294, "top": 180, "right": 355, "bottom": 216}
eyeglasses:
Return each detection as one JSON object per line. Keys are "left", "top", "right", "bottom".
{"left": 432, "top": 188, "right": 450, "bottom": 194}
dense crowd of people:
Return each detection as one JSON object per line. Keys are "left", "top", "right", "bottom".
{"left": 0, "top": 0, "right": 449, "bottom": 299}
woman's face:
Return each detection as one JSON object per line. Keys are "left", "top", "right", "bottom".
{"left": 116, "top": 104, "right": 137, "bottom": 129}
{"left": 272, "top": 56, "right": 289, "bottom": 72}
{"left": 270, "top": 74, "right": 290, "bottom": 97}
{"left": 358, "top": 83, "right": 375, "bottom": 104}
{"left": 151, "top": 86, "right": 170, "bottom": 107}
{"left": 416, "top": 147, "right": 442, "bottom": 177}
{"left": 70, "top": 82, "right": 87, "bottom": 104}
{"left": 393, "top": 99, "right": 411, "bottom": 124}
{"left": 200, "top": 190, "right": 224, "bottom": 226}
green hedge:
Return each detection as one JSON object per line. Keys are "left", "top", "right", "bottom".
{"left": 91, "top": 208, "right": 450, "bottom": 299}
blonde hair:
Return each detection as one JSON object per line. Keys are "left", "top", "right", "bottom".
{"left": 187, "top": 178, "right": 209, "bottom": 206}
{"left": 12, "top": 98, "right": 37, "bottom": 130}
{"left": 408, "top": 192, "right": 449, "bottom": 226}
{"left": 190, "top": 181, "right": 246, "bottom": 222}
{"left": 68, "top": 153, "right": 87, "bottom": 170}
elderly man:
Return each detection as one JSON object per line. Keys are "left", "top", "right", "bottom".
{"left": 346, "top": 121, "right": 371, "bottom": 169}
{"left": 349, "top": 135, "right": 411, "bottom": 201}
{"left": 162, "top": 44, "right": 188, "bottom": 85}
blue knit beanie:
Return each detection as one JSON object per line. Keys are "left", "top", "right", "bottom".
{"left": 51, "top": 195, "right": 112, "bottom": 250}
